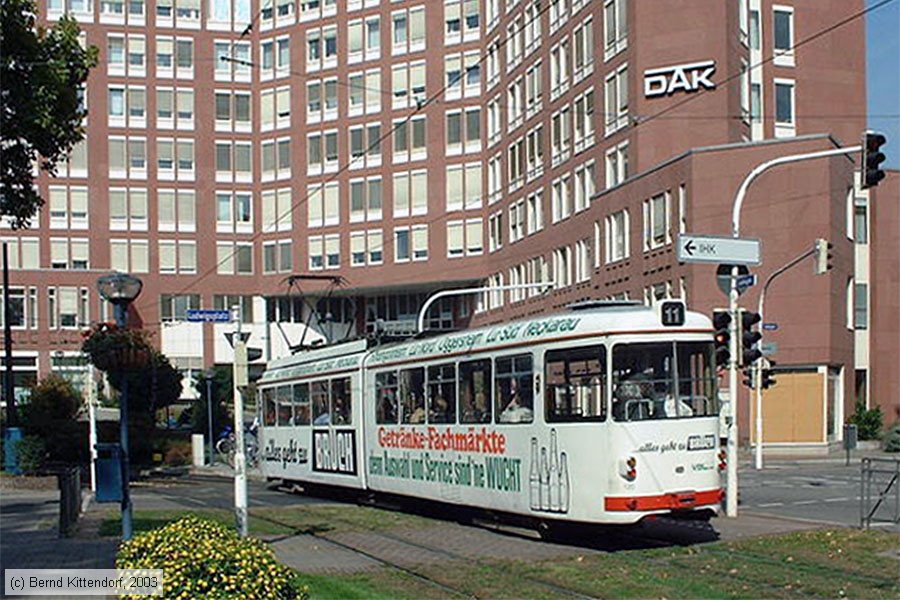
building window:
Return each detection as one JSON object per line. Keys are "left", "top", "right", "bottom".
{"left": 160, "top": 294, "right": 200, "bottom": 322}
{"left": 48, "top": 186, "right": 89, "bottom": 229}
{"left": 158, "top": 189, "right": 196, "bottom": 232}
{"left": 774, "top": 78, "right": 795, "bottom": 137}
{"left": 391, "top": 5, "right": 426, "bottom": 55}
{"left": 392, "top": 170, "right": 428, "bottom": 217}
{"left": 307, "top": 182, "right": 340, "bottom": 228}
{"left": 573, "top": 16, "right": 594, "bottom": 82}
{"left": 553, "top": 246, "right": 572, "bottom": 288}
{"left": 159, "top": 239, "right": 197, "bottom": 274}
{"left": 854, "top": 282, "right": 868, "bottom": 330}
{"left": 108, "top": 136, "right": 147, "bottom": 179}
{"left": 109, "top": 188, "right": 148, "bottom": 231}
{"left": 605, "top": 209, "right": 629, "bottom": 263}
{"left": 573, "top": 161, "right": 595, "bottom": 214}
{"left": 854, "top": 197, "right": 868, "bottom": 244}
{"left": 508, "top": 199, "right": 524, "bottom": 243}
{"left": 773, "top": 5, "right": 794, "bottom": 66}
{"left": 349, "top": 176, "right": 383, "bottom": 222}
{"left": 643, "top": 193, "right": 670, "bottom": 250}
{"left": 213, "top": 295, "right": 254, "bottom": 323}
{"left": 604, "top": 63, "right": 628, "bottom": 135}
{"left": 109, "top": 239, "right": 150, "bottom": 273}
{"left": 603, "top": 0, "right": 627, "bottom": 59}
{"left": 605, "top": 141, "right": 628, "bottom": 189}
{"left": 551, "top": 175, "right": 571, "bottom": 223}
{"left": 445, "top": 0, "right": 479, "bottom": 45}
{"left": 446, "top": 163, "right": 482, "bottom": 211}
{"left": 526, "top": 189, "right": 544, "bottom": 235}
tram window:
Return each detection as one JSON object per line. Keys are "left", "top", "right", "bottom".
{"left": 277, "top": 385, "right": 293, "bottom": 426}
{"left": 293, "top": 383, "right": 310, "bottom": 425}
{"left": 312, "top": 380, "right": 330, "bottom": 425}
{"left": 427, "top": 364, "right": 456, "bottom": 424}
{"left": 375, "top": 371, "right": 398, "bottom": 424}
{"left": 459, "top": 359, "right": 492, "bottom": 424}
{"left": 676, "top": 342, "right": 718, "bottom": 417}
{"left": 496, "top": 354, "right": 534, "bottom": 424}
{"left": 612, "top": 343, "right": 675, "bottom": 422}
{"left": 331, "top": 377, "right": 352, "bottom": 425}
{"left": 545, "top": 347, "right": 606, "bottom": 422}
{"left": 262, "top": 387, "right": 276, "bottom": 427}
{"left": 399, "top": 367, "right": 425, "bottom": 424}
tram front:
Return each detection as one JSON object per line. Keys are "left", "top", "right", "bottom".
{"left": 603, "top": 335, "right": 723, "bottom": 523}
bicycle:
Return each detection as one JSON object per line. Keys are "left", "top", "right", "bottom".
{"left": 215, "top": 427, "right": 260, "bottom": 468}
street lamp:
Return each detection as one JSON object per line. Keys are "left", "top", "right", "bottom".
{"left": 96, "top": 272, "right": 143, "bottom": 541}
{"left": 205, "top": 368, "right": 216, "bottom": 466}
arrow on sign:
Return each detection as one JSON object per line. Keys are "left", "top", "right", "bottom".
{"left": 683, "top": 240, "right": 697, "bottom": 256}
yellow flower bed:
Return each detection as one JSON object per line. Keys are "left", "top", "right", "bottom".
{"left": 117, "top": 515, "right": 304, "bottom": 599}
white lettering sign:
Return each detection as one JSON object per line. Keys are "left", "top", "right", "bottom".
{"left": 644, "top": 60, "right": 716, "bottom": 97}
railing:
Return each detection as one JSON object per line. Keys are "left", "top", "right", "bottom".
{"left": 860, "top": 457, "right": 900, "bottom": 530}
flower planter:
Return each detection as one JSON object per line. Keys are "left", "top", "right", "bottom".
{"left": 82, "top": 323, "right": 153, "bottom": 373}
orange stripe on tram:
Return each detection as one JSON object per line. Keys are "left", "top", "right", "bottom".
{"left": 605, "top": 488, "right": 723, "bottom": 512}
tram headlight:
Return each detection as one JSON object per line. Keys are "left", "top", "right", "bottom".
{"left": 618, "top": 456, "right": 637, "bottom": 482}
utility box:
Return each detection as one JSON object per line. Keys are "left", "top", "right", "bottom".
{"left": 192, "top": 434, "right": 205, "bottom": 466}
{"left": 844, "top": 424, "right": 858, "bottom": 450}
{"left": 95, "top": 443, "right": 123, "bottom": 503}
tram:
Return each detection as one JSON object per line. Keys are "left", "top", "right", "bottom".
{"left": 257, "top": 299, "right": 724, "bottom": 527}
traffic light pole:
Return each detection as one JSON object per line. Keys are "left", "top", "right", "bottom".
{"left": 753, "top": 245, "right": 818, "bottom": 470}
{"left": 727, "top": 143, "right": 861, "bottom": 517}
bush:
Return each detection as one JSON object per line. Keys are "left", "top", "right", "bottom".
{"left": 164, "top": 444, "right": 191, "bottom": 467}
{"left": 117, "top": 515, "right": 303, "bottom": 599}
{"left": 884, "top": 423, "right": 900, "bottom": 453}
{"left": 16, "top": 435, "right": 47, "bottom": 474}
{"left": 22, "top": 375, "right": 84, "bottom": 464}
{"left": 848, "top": 400, "right": 883, "bottom": 441}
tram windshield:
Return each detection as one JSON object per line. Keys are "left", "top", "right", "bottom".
{"left": 612, "top": 341, "right": 717, "bottom": 422}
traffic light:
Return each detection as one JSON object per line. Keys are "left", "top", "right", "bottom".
{"left": 739, "top": 309, "right": 762, "bottom": 367}
{"left": 712, "top": 309, "right": 732, "bottom": 368}
{"left": 760, "top": 360, "right": 778, "bottom": 390}
{"left": 742, "top": 368, "right": 756, "bottom": 388}
{"left": 814, "top": 238, "right": 833, "bottom": 275}
{"left": 861, "top": 131, "right": 887, "bottom": 189}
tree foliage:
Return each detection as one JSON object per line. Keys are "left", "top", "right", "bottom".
{"left": 0, "top": 0, "right": 98, "bottom": 229}
{"left": 22, "top": 374, "right": 83, "bottom": 464}
{"left": 189, "top": 367, "right": 232, "bottom": 437}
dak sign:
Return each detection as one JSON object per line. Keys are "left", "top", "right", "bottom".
{"left": 644, "top": 60, "right": 716, "bottom": 97}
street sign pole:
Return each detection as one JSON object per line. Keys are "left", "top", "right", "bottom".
{"left": 231, "top": 305, "right": 248, "bottom": 537}
{"left": 727, "top": 143, "right": 862, "bottom": 513}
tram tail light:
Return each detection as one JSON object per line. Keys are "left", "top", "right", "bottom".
{"left": 619, "top": 456, "right": 637, "bottom": 481}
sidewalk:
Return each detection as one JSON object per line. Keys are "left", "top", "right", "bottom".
{"left": 0, "top": 489, "right": 118, "bottom": 576}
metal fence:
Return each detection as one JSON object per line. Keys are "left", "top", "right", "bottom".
{"left": 860, "top": 457, "right": 900, "bottom": 530}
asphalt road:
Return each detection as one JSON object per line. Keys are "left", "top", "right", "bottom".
{"left": 131, "top": 459, "right": 897, "bottom": 533}
{"left": 738, "top": 460, "right": 898, "bottom": 531}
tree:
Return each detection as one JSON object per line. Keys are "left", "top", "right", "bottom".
{"left": 189, "top": 367, "right": 232, "bottom": 438}
{"left": 22, "top": 375, "right": 84, "bottom": 464}
{"left": 0, "top": 0, "right": 98, "bottom": 229}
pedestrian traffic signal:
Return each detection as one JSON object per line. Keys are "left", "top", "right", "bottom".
{"left": 712, "top": 309, "right": 732, "bottom": 368}
{"left": 739, "top": 309, "right": 762, "bottom": 367}
{"left": 814, "top": 238, "right": 833, "bottom": 275}
{"left": 760, "top": 361, "right": 778, "bottom": 390}
{"left": 861, "top": 131, "right": 887, "bottom": 189}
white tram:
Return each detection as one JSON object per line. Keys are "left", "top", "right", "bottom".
{"left": 258, "top": 300, "right": 724, "bottom": 526}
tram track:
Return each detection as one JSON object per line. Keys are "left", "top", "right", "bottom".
{"left": 252, "top": 503, "right": 600, "bottom": 599}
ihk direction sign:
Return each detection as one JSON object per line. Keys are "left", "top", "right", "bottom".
{"left": 677, "top": 234, "right": 761, "bottom": 266}
{"left": 186, "top": 309, "right": 232, "bottom": 323}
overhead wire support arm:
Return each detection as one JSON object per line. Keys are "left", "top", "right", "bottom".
{"left": 417, "top": 282, "right": 555, "bottom": 334}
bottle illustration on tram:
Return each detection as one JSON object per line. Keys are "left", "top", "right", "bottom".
{"left": 530, "top": 429, "right": 570, "bottom": 514}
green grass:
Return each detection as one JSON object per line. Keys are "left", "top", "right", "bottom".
{"left": 99, "top": 509, "right": 294, "bottom": 537}
{"left": 101, "top": 505, "right": 900, "bottom": 599}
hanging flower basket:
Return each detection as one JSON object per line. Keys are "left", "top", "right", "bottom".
{"left": 81, "top": 323, "right": 153, "bottom": 373}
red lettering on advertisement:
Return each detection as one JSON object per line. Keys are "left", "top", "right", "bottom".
{"left": 377, "top": 426, "right": 507, "bottom": 455}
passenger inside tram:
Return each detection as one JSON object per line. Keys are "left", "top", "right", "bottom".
{"left": 499, "top": 378, "right": 533, "bottom": 423}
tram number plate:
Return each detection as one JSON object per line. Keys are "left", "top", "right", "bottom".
{"left": 660, "top": 301, "right": 686, "bottom": 327}
{"left": 687, "top": 434, "right": 716, "bottom": 451}
{"left": 313, "top": 429, "right": 357, "bottom": 475}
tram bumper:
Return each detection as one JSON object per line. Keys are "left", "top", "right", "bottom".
{"left": 604, "top": 488, "right": 723, "bottom": 513}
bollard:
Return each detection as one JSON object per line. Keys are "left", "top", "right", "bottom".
{"left": 57, "top": 467, "right": 82, "bottom": 538}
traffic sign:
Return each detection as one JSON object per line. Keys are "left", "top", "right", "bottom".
{"left": 677, "top": 234, "right": 761, "bottom": 265}
{"left": 762, "top": 323, "right": 778, "bottom": 331}
{"left": 186, "top": 309, "right": 233, "bottom": 323}
{"left": 736, "top": 274, "right": 757, "bottom": 293}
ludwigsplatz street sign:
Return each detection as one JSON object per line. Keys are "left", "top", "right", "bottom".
{"left": 186, "top": 309, "right": 233, "bottom": 323}
{"left": 677, "top": 234, "right": 761, "bottom": 265}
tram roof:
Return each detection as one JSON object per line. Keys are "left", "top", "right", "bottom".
{"left": 260, "top": 302, "right": 712, "bottom": 384}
